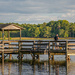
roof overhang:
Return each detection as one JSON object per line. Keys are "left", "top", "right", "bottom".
{"left": 0, "top": 24, "right": 24, "bottom": 31}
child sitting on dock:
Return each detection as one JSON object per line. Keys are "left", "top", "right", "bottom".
{"left": 54, "top": 34, "right": 59, "bottom": 50}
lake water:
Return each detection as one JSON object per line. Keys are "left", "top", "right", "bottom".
{"left": 0, "top": 54, "right": 75, "bottom": 75}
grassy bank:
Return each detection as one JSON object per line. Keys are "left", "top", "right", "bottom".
{"left": 0, "top": 37, "right": 75, "bottom": 40}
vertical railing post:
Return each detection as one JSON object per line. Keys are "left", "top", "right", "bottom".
{"left": 48, "top": 41, "right": 51, "bottom": 75}
{"left": 32, "top": 41, "right": 35, "bottom": 60}
{"left": 66, "top": 41, "right": 68, "bottom": 60}
{"left": 52, "top": 42, "right": 54, "bottom": 50}
{"left": 18, "top": 41, "right": 22, "bottom": 51}
{"left": 33, "top": 41, "right": 35, "bottom": 51}
{"left": 66, "top": 41, "right": 70, "bottom": 60}
{"left": 18, "top": 41, "right": 22, "bottom": 61}
{"left": 2, "top": 41, "right": 4, "bottom": 75}
{"left": 9, "top": 42, "right": 12, "bottom": 60}
{"left": 20, "top": 29, "right": 21, "bottom": 40}
{"left": 48, "top": 41, "right": 51, "bottom": 60}
{"left": 38, "top": 40, "right": 41, "bottom": 50}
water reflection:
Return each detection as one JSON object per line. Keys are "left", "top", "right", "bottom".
{"left": 2, "top": 57, "right": 75, "bottom": 75}
{"left": 1, "top": 59, "right": 68, "bottom": 75}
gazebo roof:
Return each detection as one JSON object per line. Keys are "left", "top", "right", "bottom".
{"left": 0, "top": 24, "right": 24, "bottom": 31}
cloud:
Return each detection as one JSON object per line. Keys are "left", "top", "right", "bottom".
{"left": 0, "top": 0, "right": 75, "bottom": 14}
{"left": 15, "top": 14, "right": 58, "bottom": 24}
{"left": 0, "top": 0, "right": 75, "bottom": 23}
{"left": 62, "top": 13, "right": 75, "bottom": 17}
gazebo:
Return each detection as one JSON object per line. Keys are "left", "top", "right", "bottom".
{"left": 0, "top": 24, "right": 24, "bottom": 62}
{"left": 0, "top": 24, "right": 24, "bottom": 41}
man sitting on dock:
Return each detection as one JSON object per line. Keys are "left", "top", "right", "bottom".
{"left": 54, "top": 34, "right": 59, "bottom": 50}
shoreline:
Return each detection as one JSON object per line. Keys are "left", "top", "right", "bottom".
{"left": 0, "top": 37, "right": 75, "bottom": 40}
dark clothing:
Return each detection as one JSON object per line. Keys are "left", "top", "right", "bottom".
{"left": 54, "top": 36, "right": 59, "bottom": 41}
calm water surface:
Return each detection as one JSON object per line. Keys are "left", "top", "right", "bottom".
{"left": 0, "top": 54, "right": 75, "bottom": 75}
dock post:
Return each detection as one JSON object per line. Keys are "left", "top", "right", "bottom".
{"left": 32, "top": 41, "right": 35, "bottom": 60}
{"left": 67, "top": 55, "right": 70, "bottom": 60}
{"left": 36, "top": 55, "right": 40, "bottom": 61}
{"left": 55, "top": 65, "right": 59, "bottom": 75}
{"left": 52, "top": 55, "right": 54, "bottom": 60}
{"left": 48, "top": 41, "right": 51, "bottom": 60}
{"left": 18, "top": 41, "right": 22, "bottom": 61}
{"left": 8, "top": 31, "right": 12, "bottom": 60}
{"left": 48, "top": 55, "right": 51, "bottom": 75}
{"left": 9, "top": 54, "right": 12, "bottom": 60}
{"left": 20, "top": 29, "right": 21, "bottom": 40}
{"left": 9, "top": 42, "right": 12, "bottom": 60}
{"left": 2, "top": 30, "right": 4, "bottom": 74}
{"left": 8, "top": 63, "right": 12, "bottom": 75}
{"left": 66, "top": 41, "right": 70, "bottom": 60}
{"left": 2, "top": 51, "right": 4, "bottom": 75}
{"left": 66, "top": 41, "right": 68, "bottom": 60}
{"left": 52, "top": 42, "right": 54, "bottom": 50}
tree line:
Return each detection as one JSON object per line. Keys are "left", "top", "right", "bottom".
{"left": 0, "top": 20, "right": 75, "bottom": 38}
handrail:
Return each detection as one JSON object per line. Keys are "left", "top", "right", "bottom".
{"left": 0, "top": 40, "right": 75, "bottom": 52}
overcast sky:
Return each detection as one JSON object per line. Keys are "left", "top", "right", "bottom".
{"left": 0, "top": 0, "right": 75, "bottom": 24}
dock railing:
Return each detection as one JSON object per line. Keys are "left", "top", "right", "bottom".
{"left": 0, "top": 40, "right": 73, "bottom": 54}
{"left": 19, "top": 40, "right": 34, "bottom": 51}
{"left": 67, "top": 41, "right": 75, "bottom": 55}
{"left": 0, "top": 41, "right": 19, "bottom": 53}
{"left": 49, "top": 41, "right": 66, "bottom": 51}
{"left": 19, "top": 40, "right": 49, "bottom": 52}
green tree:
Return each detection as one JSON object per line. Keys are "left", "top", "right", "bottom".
{"left": 34, "top": 27, "right": 40, "bottom": 37}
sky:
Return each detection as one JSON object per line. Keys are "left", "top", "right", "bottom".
{"left": 0, "top": 0, "right": 75, "bottom": 24}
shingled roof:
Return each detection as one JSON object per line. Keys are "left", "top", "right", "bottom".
{"left": 0, "top": 24, "right": 24, "bottom": 31}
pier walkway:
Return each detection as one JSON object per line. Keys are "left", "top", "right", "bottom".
{"left": 0, "top": 40, "right": 75, "bottom": 60}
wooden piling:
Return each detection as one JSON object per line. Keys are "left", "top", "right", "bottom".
{"left": 9, "top": 42, "right": 12, "bottom": 60}
{"left": 67, "top": 55, "right": 70, "bottom": 60}
{"left": 66, "top": 41, "right": 68, "bottom": 60}
{"left": 66, "top": 41, "right": 70, "bottom": 60}
{"left": 8, "top": 63, "right": 12, "bottom": 75}
{"left": 20, "top": 29, "right": 21, "bottom": 40}
{"left": 9, "top": 54, "right": 12, "bottom": 60}
{"left": 52, "top": 55, "right": 54, "bottom": 60}
{"left": 32, "top": 41, "right": 36, "bottom": 60}
{"left": 55, "top": 65, "right": 59, "bottom": 75}
{"left": 48, "top": 41, "right": 51, "bottom": 60}
{"left": 18, "top": 41, "right": 22, "bottom": 61}
{"left": 36, "top": 55, "right": 40, "bottom": 61}
{"left": 48, "top": 57, "right": 51, "bottom": 75}
{"left": 2, "top": 51, "right": 4, "bottom": 75}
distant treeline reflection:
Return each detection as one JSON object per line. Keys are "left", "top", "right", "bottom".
{"left": 1, "top": 59, "right": 66, "bottom": 66}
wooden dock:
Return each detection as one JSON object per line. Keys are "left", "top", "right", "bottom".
{"left": 0, "top": 40, "right": 75, "bottom": 61}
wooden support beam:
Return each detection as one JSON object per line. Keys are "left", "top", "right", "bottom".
{"left": 2, "top": 29, "right": 4, "bottom": 41}
{"left": 66, "top": 41, "right": 68, "bottom": 60}
{"left": 9, "top": 54, "right": 12, "bottom": 60}
{"left": 9, "top": 42, "right": 12, "bottom": 60}
{"left": 48, "top": 41, "right": 51, "bottom": 60}
{"left": 2, "top": 51, "right": 4, "bottom": 75}
{"left": 8, "top": 63, "right": 12, "bottom": 75}
{"left": 48, "top": 59, "right": 51, "bottom": 75}
{"left": 8, "top": 30, "right": 10, "bottom": 41}
{"left": 20, "top": 29, "right": 21, "bottom": 40}
{"left": 55, "top": 65, "right": 59, "bottom": 75}
{"left": 33, "top": 41, "right": 35, "bottom": 50}
{"left": 18, "top": 41, "right": 23, "bottom": 61}
{"left": 67, "top": 55, "right": 70, "bottom": 60}
{"left": 52, "top": 55, "right": 54, "bottom": 60}
{"left": 36, "top": 55, "right": 40, "bottom": 61}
